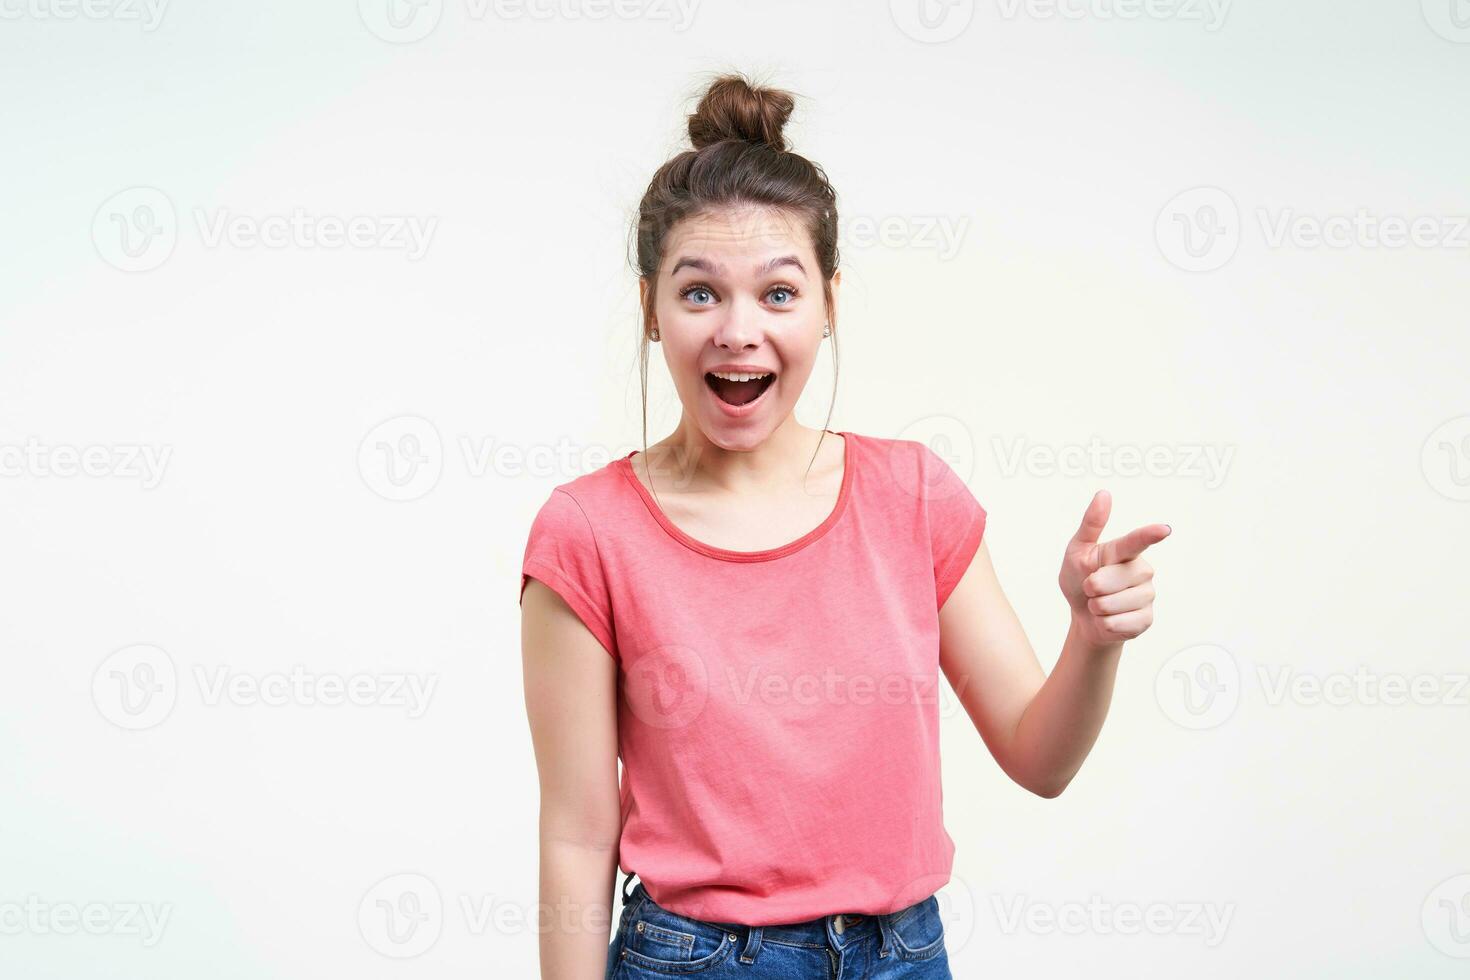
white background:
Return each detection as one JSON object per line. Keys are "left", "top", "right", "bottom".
{"left": 2, "top": 1, "right": 1468, "bottom": 977}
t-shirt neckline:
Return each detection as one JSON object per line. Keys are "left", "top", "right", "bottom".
{"left": 618, "top": 430, "right": 855, "bottom": 563}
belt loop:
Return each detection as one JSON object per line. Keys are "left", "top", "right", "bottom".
{"left": 621, "top": 872, "right": 638, "bottom": 904}
{"left": 738, "top": 926, "right": 764, "bottom": 964}
{"left": 876, "top": 912, "right": 895, "bottom": 958}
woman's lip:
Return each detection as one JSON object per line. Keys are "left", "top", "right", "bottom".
{"left": 705, "top": 373, "right": 775, "bottom": 418}
{"left": 705, "top": 364, "right": 778, "bottom": 375}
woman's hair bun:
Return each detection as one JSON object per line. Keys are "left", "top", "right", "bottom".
{"left": 687, "top": 73, "right": 796, "bottom": 152}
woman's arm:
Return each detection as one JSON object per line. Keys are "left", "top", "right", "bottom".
{"left": 521, "top": 578, "right": 623, "bottom": 979}
{"left": 937, "top": 490, "right": 1168, "bottom": 798}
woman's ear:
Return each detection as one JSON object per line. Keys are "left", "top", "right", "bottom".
{"left": 638, "top": 276, "right": 656, "bottom": 334}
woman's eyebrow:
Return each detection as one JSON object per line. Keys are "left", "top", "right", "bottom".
{"left": 669, "top": 254, "right": 808, "bottom": 277}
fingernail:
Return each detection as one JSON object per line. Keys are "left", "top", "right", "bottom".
{"left": 1165, "top": 524, "right": 1173, "bottom": 533}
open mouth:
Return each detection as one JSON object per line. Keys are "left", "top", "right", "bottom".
{"left": 705, "top": 371, "right": 776, "bottom": 407}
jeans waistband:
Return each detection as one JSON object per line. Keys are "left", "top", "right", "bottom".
{"left": 620, "top": 875, "right": 908, "bottom": 963}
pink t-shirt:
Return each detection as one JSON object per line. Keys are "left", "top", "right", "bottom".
{"left": 518, "top": 430, "right": 987, "bottom": 926}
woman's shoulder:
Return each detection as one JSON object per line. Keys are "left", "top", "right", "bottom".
{"left": 844, "top": 430, "right": 976, "bottom": 514}
{"left": 842, "top": 429, "right": 934, "bottom": 479}
{"left": 537, "top": 450, "right": 632, "bottom": 503}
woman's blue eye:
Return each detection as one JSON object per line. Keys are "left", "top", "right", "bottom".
{"left": 678, "top": 284, "right": 798, "bottom": 306}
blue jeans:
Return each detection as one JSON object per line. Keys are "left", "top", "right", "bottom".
{"left": 606, "top": 876, "right": 953, "bottom": 979}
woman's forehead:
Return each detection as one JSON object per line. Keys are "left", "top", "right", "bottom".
{"left": 664, "top": 210, "right": 813, "bottom": 272}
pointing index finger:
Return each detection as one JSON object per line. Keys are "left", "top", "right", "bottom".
{"left": 1099, "top": 523, "right": 1172, "bottom": 567}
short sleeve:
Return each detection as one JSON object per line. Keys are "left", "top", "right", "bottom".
{"left": 916, "top": 442, "right": 987, "bottom": 611}
{"left": 520, "top": 488, "right": 618, "bottom": 661}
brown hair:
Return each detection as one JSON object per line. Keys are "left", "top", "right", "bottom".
{"left": 630, "top": 70, "right": 842, "bottom": 495}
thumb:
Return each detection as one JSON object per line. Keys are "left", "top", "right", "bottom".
{"left": 1072, "top": 490, "right": 1111, "bottom": 549}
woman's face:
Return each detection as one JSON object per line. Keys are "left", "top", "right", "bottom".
{"left": 642, "top": 205, "right": 838, "bottom": 452}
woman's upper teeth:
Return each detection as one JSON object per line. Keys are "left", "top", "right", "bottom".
{"left": 710, "top": 371, "right": 772, "bottom": 382}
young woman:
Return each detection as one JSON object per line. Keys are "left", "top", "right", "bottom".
{"left": 520, "top": 72, "right": 1170, "bottom": 980}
